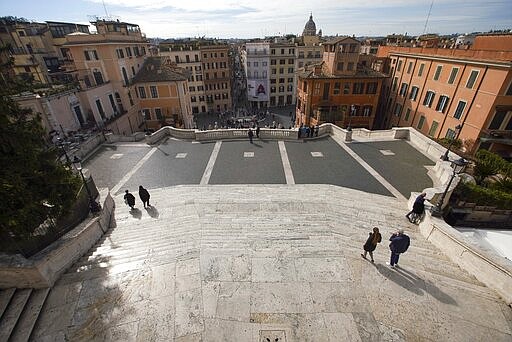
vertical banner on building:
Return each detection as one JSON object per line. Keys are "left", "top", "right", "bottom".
{"left": 247, "top": 79, "right": 269, "bottom": 101}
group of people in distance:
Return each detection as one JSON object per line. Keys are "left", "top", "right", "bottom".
{"left": 124, "top": 186, "right": 151, "bottom": 210}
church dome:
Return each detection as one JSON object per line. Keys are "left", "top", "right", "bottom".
{"left": 303, "top": 14, "right": 317, "bottom": 37}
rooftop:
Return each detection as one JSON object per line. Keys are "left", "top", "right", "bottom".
{"left": 132, "top": 57, "right": 189, "bottom": 83}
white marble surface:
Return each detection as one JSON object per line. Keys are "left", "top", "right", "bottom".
{"left": 31, "top": 185, "right": 512, "bottom": 341}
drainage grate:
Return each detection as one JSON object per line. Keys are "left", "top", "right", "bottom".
{"left": 260, "top": 330, "right": 286, "bottom": 342}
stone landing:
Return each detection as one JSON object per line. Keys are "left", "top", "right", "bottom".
{"left": 30, "top": 185, "right": 512, "bottom": 341}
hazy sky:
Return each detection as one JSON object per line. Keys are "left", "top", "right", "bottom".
{"left": 1, "top": 0, "right": 511, "bottom": 38}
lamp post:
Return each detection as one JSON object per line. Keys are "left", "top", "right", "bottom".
{"left": 72, "top": 156, "right": 101, "bottom": 213}
{"left": 432, "top": 157, "right": 469, "bottom": 217}
{"left": 441, "top": 124, "right": 463, "bottom": 161}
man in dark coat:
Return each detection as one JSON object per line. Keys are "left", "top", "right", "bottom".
{"left": 387, "top": 229, "right": 410, "bottom": 268}
{"left": 139, "top": 185, "right": 150, "bottom": 208}
{"left": 256, "top": 126, "right": 260, "bottom": 139}
{"left": 406, "top": 193, "right": 426, "bottom": 222}
{"left": 124, "top": 190, "right": 136, "bottom": 210}
{"left": 248, "top": 128, "right": 254, "bottom": 143}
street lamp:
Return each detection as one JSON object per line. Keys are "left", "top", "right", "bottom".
{"left": 432, "top": 157, "right": 469, "bottom": 217}
{"left": 441, "top": 124, "right": 463, "bottom": 161}
{"left": 72, "top": 156, "right": 101, "bottom": 213}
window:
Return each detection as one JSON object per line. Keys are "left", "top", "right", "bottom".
{"left": 314, "top": 83, "right": 320, "bottom": 95}
{"left": 270, "top": 86, "right": 276, "bottom": 93}
{"left": 191, "top": 96, "right": 197, "bottom": 103}
{"left": 394, "top": 103, "right": 402, "bottom": 116}
{"left": 270, "top": 79, "right": 276, "bottom": 84}
{"left": 93, "top": 70, "right": 104, "bottom": 85}
{"left": 445, "top": 128, "right": 456, "bottom": 139}
{"left": 334, "top": 82, "right": 341, "bottom": 95}
{"left": 288, "top": 59, "right": 294, "bottom": 64}
{"left": 262, "top": 61, "right": 267, "bottom": 66}
{"left": 155, "top": 108, "right": 163, "bottom": 120}
{"left": 423, "top": 91, "right": 435, "bottom": 107}
{"left": 116, "top": 49, "right": 125, "bottom": 58}
{"left": 404, "top": 108, "right": 411, "bottom": 121}
{"left": 453, "top": 100, "right": 466, "bottom": 119}
{"left": 428, "top": 121, "right": 439, "bottom": 136}
{"left": 448, "top": 67, "right": 459, "bottom": 84}
{"left": 343, "top": 83, "right": 350, "bottom": 94}
{"left": 287, "top": 77, "right": 293, "bottom": 83}
{"left": 279, "top": 68, "right": 284, "bottom": 73}
{"left": 399, "top": 83, "right": 408, "bottom": 96}
{"left": 150, "top": 86, "right": 158, "bottom": 98}
{"left": 488, "top": 110, "right": 507, "bottom": 129}
{"left": 337, "top": 62, "right": 344, "bottom": 71}
{"left": 417, "top": 115, "right": 426, "bottom": 130}
{"left": 407, "top": 62, "right": 413, "bottom": 74}
{"left": 279, "top": 78, "right": 285, "bottom": 83}
{"left": 125, "top": 47, "right": 132, "bottom": 57}
{"left": 271, "top": 60, "right": 276, "bottom": 65}
{"left": 506, "top": 81, "right": 512, "bottom": 95}
{"left": 466, "top": 70, "right": 479, "bottom": 89}
{"left": 409, "top": 86, "right": 419, "bottom": 101}
{"left": 353, "top": 82, "right": 364, "bottom": 94}
{"left": 436, "top": 95, "right": 449, "bottom": 113}
{"left": 84, "top": 50, "right": 91, "bottom": 61}
{"left": 366, "top": 82, "right": 377, "bottom": 94}
{"left": 418, "top": 63, "right": 425, "bottom": 77}
{"left": 189, "top": 86, "right": 195, "bottom": 92}
{"left": 288, "top": 67, "right": 294, "bottom": 73}
{"left": 247, "top": 62, "right": 250, "bottom": 67}
{"left": 138, "top": 86, "right": 146, "bottom": 98}
{"left": 280, "top": 59, "right": 285, "bottom": 65}
{"left": 95, "top": 100, "right": 105, "bottom": 119}
{"left": 363, "top": 106, "right": 372, "bottom": 117}
{"left": 397, "top": 60, "right": 403, "bottom": 71}
{"left": 347, "top": 62, "right": 354, "bottom": 71}
{"left": 433, "top": 65, "right": 442, "bottom": 81}
{"left": 92, "top": 50, "right": 98, "bottom": 60}
{"left": 392, "top": 77, "right": 398, "bottom": 91}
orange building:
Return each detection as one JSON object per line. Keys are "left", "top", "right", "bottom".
{"left": 132, "top": 57, "right": 192, "bottom": 129}
{"left": 296, "top": 37, "right": 387, "bottom": 128}
{"left": 378, "top": 34, "right": 512, "bottom": 156}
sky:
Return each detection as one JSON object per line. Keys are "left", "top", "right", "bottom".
{"left": 1, "top": 0, "right": 511, "bottom": 39}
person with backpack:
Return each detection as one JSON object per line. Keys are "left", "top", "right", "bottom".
{"left": 124, "top": 190, "right": 136, "bottom": 210}
{"left": 361, "top": 227, "right": 382, "bottom": 263}
{"left": 387, "top": 228, "right": 410, "bottom": 268}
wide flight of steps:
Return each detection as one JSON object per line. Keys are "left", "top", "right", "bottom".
{"left": 1, "top": 184, "right": 499, "bottom": 341}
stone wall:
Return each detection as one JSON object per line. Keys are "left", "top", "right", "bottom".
{"left": 0, "top": 190, "right": 115, "bottom": 288}
{"left": 418, "top": 212, "right": 512, "bottom": 306}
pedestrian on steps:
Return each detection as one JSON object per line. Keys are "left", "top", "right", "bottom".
{"left": 124, "top": 190, "right": 136, "bottom": 210}
{"left": 387, "top": 229, "right": 410, "bottom": 268}
{"left": 256, "top": 126, "right": 260, "bottom": 139}
{"left": 139, "top": 185, "right": 151, "bottom": 208}
{"left": 361, "top": 227, "right": 382, "bottom": 263}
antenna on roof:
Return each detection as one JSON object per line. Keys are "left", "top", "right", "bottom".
{"left": 102, "top": 0, "right": 109, "bottom": 18}
{"left": 422, "top": 0, "right": 434, "bottom": 34}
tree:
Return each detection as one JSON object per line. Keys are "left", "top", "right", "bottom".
{"left": 0, "top": 88, "right": 80, "bottom": 240}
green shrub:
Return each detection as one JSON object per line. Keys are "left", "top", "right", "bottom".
{"left": 473, "top": 150, "right": 511, "bottom": 184}
{"left": 436, "top": 137, "right": 462, "bottom": 149}
{"left": 455, "top": 182, "right": 512, "bottom": 210}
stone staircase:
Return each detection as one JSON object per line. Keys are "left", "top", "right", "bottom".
{"left": 3, "top": 185, "right": 508, "bottom": 341}
{"left": 0, "top": 287, "right": 50, "bottom": 342}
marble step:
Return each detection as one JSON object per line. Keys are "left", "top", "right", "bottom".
{"left": 0, "top": 289, "right": 32, "bottom": 342}
{"left": 9, "top": 288, "right": 50, "bottom": 342}
{"left": 0, "top": 288, "right": 16, "bottom": 321}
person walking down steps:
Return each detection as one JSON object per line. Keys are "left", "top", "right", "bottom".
{"left": 124, "top": 190, "right": 136, "bottom": 210}
{"left": 139, "top": 185, "right": 151, "bottom": 208}
{"left": 361, "top": 227, "right": 382, "bottom": 263}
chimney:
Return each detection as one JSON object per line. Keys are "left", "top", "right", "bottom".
{"left": 314, "top": 64, "right": 322, "bottom": 76}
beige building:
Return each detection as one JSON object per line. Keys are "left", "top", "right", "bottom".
{"left": 159, "top": 40, "right": 207, "bottom": 114}
{"left": 269, "top": 41, "right": 296, "bottom": 106}
{"left": 132, "top": 56, "right": 193, "bottom": 129}
{"left": 63, "top": 20, "right": 149, "bottom": 134}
